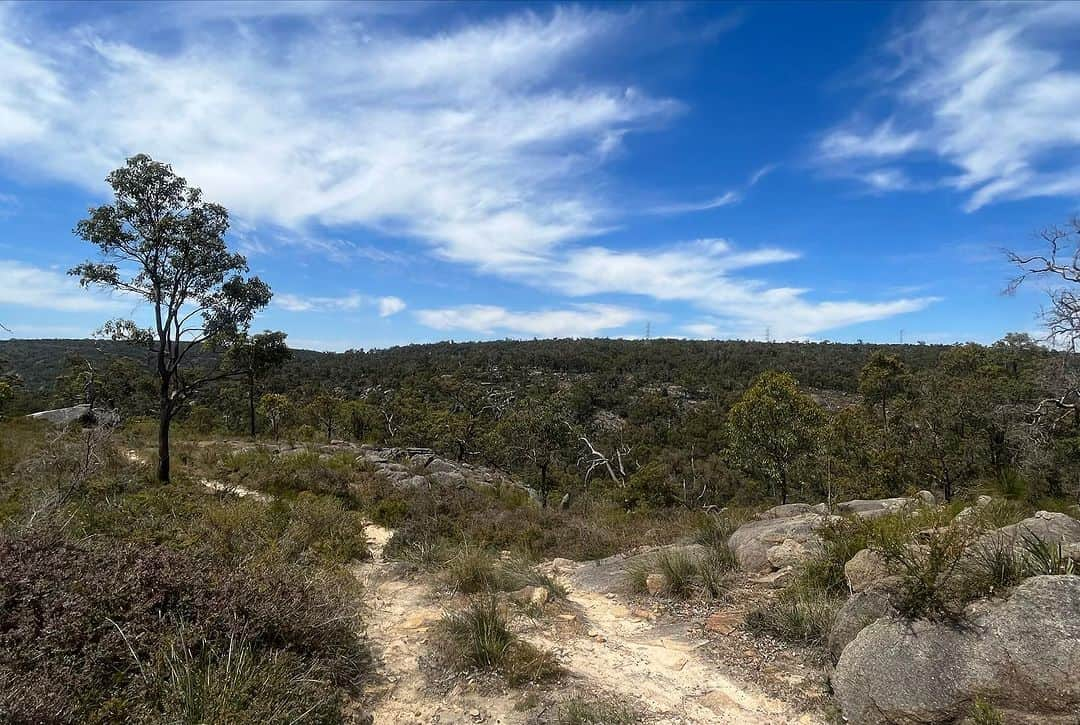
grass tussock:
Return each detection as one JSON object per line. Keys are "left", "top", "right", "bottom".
{"left": 626, "top": 545, "right": 737, "bottom": 600}
{"left": 745, "top": 582, "right": 840, "bottom": 645}
{"left": 558, "top": 695, "right": 638, "bottom": 724}
{"left": 440, "top": 597, "right": 561, "bottom": 685}
{"left": 443, "top": 544, "right": 566, "bottom": 598}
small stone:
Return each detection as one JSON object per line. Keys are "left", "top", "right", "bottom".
{"left": 704, "top": 611, "right": 740, "bottom": 635}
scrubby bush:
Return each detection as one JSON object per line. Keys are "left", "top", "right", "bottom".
{"left": 745, "top": 583, "right": 839, "bottom": 645}
{"left": 439, "top": 597, "right": 561, "bottom": 685}
{"left": 626, "top": 546, "right": 736, "bottom": 600}
{"left": 558, "top": 695, "right": 637, "bottom": 724}
{"left": 0, "top": 529, "right": 369, "bottom": 723}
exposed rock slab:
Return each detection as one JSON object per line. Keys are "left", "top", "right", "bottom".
{"left": 831, "top": 575, "right": 1080, "bottom": 724}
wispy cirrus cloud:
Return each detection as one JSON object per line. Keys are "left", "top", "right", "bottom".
{"left": 0, "top": 4, "right": 677, "bottom": 269}
{"left": 415, "top": 303, "right": 639, "bottom": 338}
{"left": 0, "top": 260, "right": 126, "bottom": 312}
{"left": 275, "top": 292, "right": 406, "bottom": 317}
{"left": 818, "top": 2, "right": 1080, "bottom": 210}
{"left": 648, "top": 164, "right": 777, "bottom": 215}
{"left": 509, "top": 239, "right": 937, "bottom": 340}
{"left": 0, "top": 3, "right": 934, "bottom": 343}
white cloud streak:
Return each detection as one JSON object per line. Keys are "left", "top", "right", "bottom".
{"left": 377, "top": 296, "right": 406, "bottom": 317}
{"left": 416, "top": 304, "right": 638, "bottom": 338}
{"left": 0, "top": 5, "right": 677, "bottom": 268}
{"left": 0, "top": 4, "right": 934, "bottom": 341}
{"left": 0, "top": 259, "right": 125, "bottom": 312}
{"left": 819, "top": 2, "right": 1080, "bottom": 210}
{"left": 275, "top": 291, "right": 404, "bottom": 316}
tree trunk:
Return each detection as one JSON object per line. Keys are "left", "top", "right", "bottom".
{"left": 157, "top": 384, "right": 171, "bottom": 483}
{"left": 248, "top": 373, "right": 256, "bottom": 438}
{"left": 539, "top": 463, "right": 549, "bottom": 508}
{"left": 779, "top": 470, "right": 788, "bottom": 504}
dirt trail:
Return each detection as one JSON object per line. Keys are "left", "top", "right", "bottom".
{"left": 357, "top": 525, "right": 821, "bottom": 725}
{"left": 544, "top": 585, "right": 806, "bottom": 724}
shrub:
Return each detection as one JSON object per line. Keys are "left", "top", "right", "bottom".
{"left": 558, "top": 695, "right": 637, "bottom": 724}
{"left": 745, "top": 583, "right": 839, "bottom": 645}
{"left": 656, "top": 548, "right": 698, "bottom": 598}
{"left": 625, "top": 547, "right": 735, "bottom": 600}
{"left": 874, "top": 524, "right": 972, "bottom": 621}
{"left": 0, "top": 529, "right": 369, "bottom": 723}
{"left": 447, "top": 545, "right": 501, "bottom": 594}
{"left": 440, "top": 597, "right": 561, "bottom": 685}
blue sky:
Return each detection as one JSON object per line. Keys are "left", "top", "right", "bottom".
{"left": 0, "top": 1, "right": 1077, "bottom": 351}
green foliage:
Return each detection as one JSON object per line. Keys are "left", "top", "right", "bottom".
{"left": 745, "top": 582, "right": 839, "bottom": 645}
{"left": 970, "top": 697, "right": 1005, "bottom": 725}
{"left": 558, "top": 696, "right": 638, "bottom": 724}
{"left": 626, "top": 546, "right": 736, "bottom": 600}
{"left": 727, "top": 371, "right": 825, "bottom": 503}
{"left": 439, "top": 597, "right": 561, "bottom": 684}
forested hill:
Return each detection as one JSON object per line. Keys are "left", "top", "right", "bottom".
{"left": 2, "top": 336, "right": 957, "bottom": 394}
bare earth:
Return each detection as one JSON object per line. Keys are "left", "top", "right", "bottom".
{"left": 357, "top": 524, "right": 824, "bottom": 725}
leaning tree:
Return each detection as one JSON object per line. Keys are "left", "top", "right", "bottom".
{"left": 71, "top": 154, "right": 272, "bottom": 482}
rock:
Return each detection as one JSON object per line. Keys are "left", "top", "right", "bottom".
{"left": 767, "top": 538, "right": 819, "bottom": 569}
{"left": 751, "top": 566, "right": 796, "bottom": 588}
{"left": 831, "top": 575, "right": 1080, "bottom": 724}
{"left": 399, "top": 475, "right": 429, "bottom": 488}
{"left": 955, "top": 495, "right": 995, "bottom": 522}
{"left": 28, "top": 404, "right": 119, "bottom": 428}
{"left": 827, "top": 583, "right": 897, "bottom": 662}
{"left": 844, "top": 548, "right": 893, "bottom": 594}
{"left": 837, "top": 497, "right": 912, "bottom": 519}
{"left": 1064, "top": 542, "right": 1080, "bottom": 564}
{"left": 567, "top": 544, "right": 706, "bottom": 594}
{"left": 756, "top": 503, "right": 816, "bottom": 520}
{"left": 509, "top": 585, "right": 550, "bottom": 607}
{"left": 966, "top": 511, "right": 1080, "bottom": 565}
{"left": 915, "top": 490, "right": 936, "bottom": 506}
{"left": 428, "top": 470, "right": 466, "bottom": 486}
{"left": 646, "top": 573, "right": 666, "bottom": 595}
{"left": 810, "top": 502, "right": 830, "bottom": 515}
{"left": 704, "top": 611, "right": 741, "bottom": 635}
{"left": 728, "top": 513, "right": 827, "bottom": 572}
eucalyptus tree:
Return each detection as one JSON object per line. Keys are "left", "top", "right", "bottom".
{"left": 727, "top": 371, "right": 824, "bottom": 504}
{"left": 225, "top": 331, "right": 292, "bottom": 437}
{"left": 70, "top": 154, "right": 271, "bottom": 482}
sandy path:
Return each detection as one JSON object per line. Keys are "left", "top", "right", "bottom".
{"left": 357, "top": 526, "right": 821, "bottom": 725}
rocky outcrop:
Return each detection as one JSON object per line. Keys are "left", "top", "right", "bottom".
{"left": 728, "top": 494, "right": 933, "bottom": 573}
{"left": 28, "top": 404, "right": 119, "bottom": 428}
{"left": 831, "top": 575, "right": 1080, "bottom": 724}
{"left": 728, "top": 512, "right": 827, "bottom": 572}
{"left": 843, "top": 548, "right": 893, "bottom": 594}
{"left": 827, "top": 581, "right": 898, "bottom": 663}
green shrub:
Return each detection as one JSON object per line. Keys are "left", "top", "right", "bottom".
{"left": 625, "top": 547, "right": 735, "bottom": 600}
{"left": 558, "top": 695, "right": 638, "bottom": 724}
{"left": 446, "top": 545, "right": 501, "bottom": 594}
{"left": 745, "top": 583, "right": 839, "bottom": 645}
{"left": 0, "top": 529, "right": 369, "bottom": 723}
{"left": 440, "top": 597, "right": 561, "bottom": 685}
{"left": 970, "top": 697, "right": 1005, "bottom": 725}
{"left": 656, "top": 548, "right": 698, "bottom": 598}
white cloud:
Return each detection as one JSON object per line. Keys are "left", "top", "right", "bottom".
{"left": 275, "top": 291, "right": 406, "bottom": 316}
{"left": 0, "top": 5, "right": 677, "bottom": 268}
{"left": 650, "top": 191, "right": 741, "bottom": 215}
{"left": 819, "top": 2, "right": 1080, "bottom": 209}
{"left": 510, "top": 239, "right": 938, "bottom": 340}
{"left": 0, "top": 259, "right": 125, "bottom": 312}
{"left": 377, "top": 296, "right": 406, "bottom": 317}
{"left": 416, "top": 303, "right": 638, "bottom": 338}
